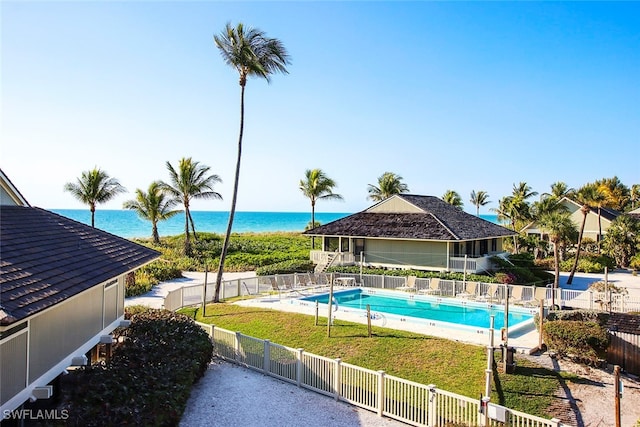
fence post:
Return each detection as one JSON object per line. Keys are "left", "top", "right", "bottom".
{"left": 235, "top": 332, "right": 242, "bottom": 363}
{"left": 179, "top": 287, "right": 184, "bottom": 309}
{"left": 263, "top": 340, "right": 270, "bottom": 374}
{"left": 296, "top": 348, "right": 304, "bottom": 387}
{"left": 377, "top": 370, "right": 385, "bottom": 417}
{"left": 237, "top": 279, "right": 241, "bottom": 297}
{"left": 589, "top": 291, "right": 593, "bottom": 310}
{"left": 427, "top": 384, "right": 436, "bottom": 427}
{"left": 334, "top": 358, "right": 342, "bottom": 401}
{"left": 550, "top": 418, "right": 561, "bottom": 427}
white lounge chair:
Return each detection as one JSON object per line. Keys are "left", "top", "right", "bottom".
{"left": 418, "top": 278, "right": 441, "bottom": 295}
{"left": 476, "top": 283, "right": 498, "bottom": 302}
{"left": 397, "top": 275, "right": 418, "bottom": 292}
{"left": 456, "top": 281, "right": 478, "bottom": 299}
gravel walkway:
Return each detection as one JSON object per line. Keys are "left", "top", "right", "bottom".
{"left": 179, "top": 360, "right": 407, "bottom": 427}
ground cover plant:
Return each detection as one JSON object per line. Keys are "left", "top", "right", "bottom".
{"left": 179, "top": 303, "right": 566, "bottom": 419}
{"left": 63, "top": 307, "right": 213, "bottom": 426}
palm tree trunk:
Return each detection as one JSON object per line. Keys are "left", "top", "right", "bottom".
{"left": 597, "top": 207, "right": 602, "bottom": 254}
{"left": 552, "top": 239, "right": 560, "bottom": 308}
{"left": 90, "top": 205, "right": 96, "bottom": 228}
{"left": 311, "top": 200, "right": 316, "bottom": 249}
{"left": 184, "top": 208, "right": 191, "bottom": 256}
{"left": 214, "top": 83, "right": 245, "bottom": 303}
{"left": 188, "top": 210, "right": 198, "bottom": 241}
{"left": 567, "top": 210, "right": 587, "bottom": 285}
{"left": 152, "top": 223, "right": 160, "bottom": 244}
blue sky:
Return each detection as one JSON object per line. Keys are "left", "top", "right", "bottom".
{"left": 2, "top": 1, "right": 638, "bottom": 215}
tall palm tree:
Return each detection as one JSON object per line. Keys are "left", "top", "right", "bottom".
{"left": 442, "top": 190, "right": 463, "bottom": 210}
{"left": 566, "top": 183, "right": 599, "bottom": 284}
{"left": 367, "top": 172, "right": 409, "bottom": 202}
{"left": 602, "top": 214, "right": 640, "bottom": 267}
{"left": 160, "top": 158, "right": 222, "bottom": 255}
{"left": 123, "top": 181, "right": 181, "bottom": 244}
{"left": 299, "top": 169, "right": 343, "bottom": 248}
{"left": 469, "top": 190, "right": 490, "bottom": 216}
{"left": 64, "top": 167, "right": 126, "bottom": 227}
{"left": 538, "top": 210, "right": 576, "bottom": 307}
{"left": 213, "top": 22, "right": 290, "bottom": 303}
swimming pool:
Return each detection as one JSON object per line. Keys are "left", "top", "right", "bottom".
{"left": 300, "top": 288, "right": 535, "bottom": 334}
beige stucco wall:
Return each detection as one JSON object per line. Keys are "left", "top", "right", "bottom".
{"left": 364, "top": 238, "right": 448, "bottom": 269}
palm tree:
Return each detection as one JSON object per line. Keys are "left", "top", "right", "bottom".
{"left": 160, "top": 158, "right": 222, "bottom": 255}
{"left": 299, "top": 169, "right": 343, "bottom": 248}
{"left": 630, "top": 184, "right": 640, "bottom": 210}
{"left": 367, "top": 172, "right": 409, "bottom": 201}
{"left": 469, "top": 190, "right": 490, "bottom": 216}
{"left": 213, "top": 22, "right": 290, "bottom": 303}
{"left": 442, "top": 190, "right": 463, "bottom": 209}
{"left": 595, "top": 176, "right": 630, "bottom": 211}
{"left": 538, "top": 210, "right": 576, "bottom": 307}
{"left": 545, "top": 181, "right": 575, "bottom": 199}
{"left": 602, "top": 214, "right": 640, "bottom": 267}
{"left": 64, "top": 167, "right": 126, "bottom": 227}
{"left": 566, "top": 183, "right": 599, "bottom": 284}
{"left": 123, "top": 181, "right": 181, "bottom": 244}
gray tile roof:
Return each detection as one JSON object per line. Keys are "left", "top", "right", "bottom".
{"left": 0, "top": 206, "right": 160, "bottom": 325}
{"left": 303, "top": 195, "right": 515, "bottom": 240}
{"left": 606, "top": 312, "right": 640, "bottom": 335}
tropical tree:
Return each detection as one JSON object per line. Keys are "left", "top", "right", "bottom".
{"left": 123, "top": 181, "right": 181, "bottom": 244}
{"left": 367, "top": 172, "right": 409, "bottom": 202}
{"left": 469, "top": 190, "right": 490, "bottom": 216}
{"left": 64, "top": 167, "right": 126, "bottom": 227}
{"left": 630, "top": 184, "right": 640, "bottom": 210}
{"left": 299, "top": 169, "right": 343, "bottom": 248}
{"left": 160, "top": 158, "right": 222, "bottom": 255}
{"left": 545, "top": 181, "right": 574, "bottom": 199}
{"left": 566, "top": 183, "right": 600, "bottom": 284}
{"left": 213, "top": 22, "right": 290, "bottom": 303}
{"left": 595, "top": 176, "right": 630, "bottom": 211}
{"left": 442, "top": 190, "right": 463, "bottom": 209}
{"left": 602, "top": 215, "right": 640, "bottom": 267}
{"left": 538, "top": 210, "right": 576, "bottom": 307}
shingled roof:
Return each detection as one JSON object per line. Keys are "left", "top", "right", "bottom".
{"left": 303, "top": 194, "right": 515, "bottom": 240}
{"left": 0, "top": 206, "right": 160, "bottom": 326}
{"left": 606, "top": 312, "right": 640, "bottom": 335}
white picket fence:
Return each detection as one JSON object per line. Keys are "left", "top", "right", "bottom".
{"left": 198, "top": 323, "right": 565, "bottom": 427}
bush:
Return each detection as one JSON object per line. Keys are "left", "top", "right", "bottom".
{"left": 543, "top": 320, "right": 609, "bottom": 364}
{"left": 65, "top": 308, "right": 213, "bottom": 426}
{"left": 256, "top": 259, "right": 315, "bottom": 275}
{"left": 630, "top": 254, "right": 640, "bottom": 271}
{"left": 495, "top": 272, "right": 517, "bottom": 284}
{"left": 545, "top": 309, "right": 609, "bottom": 324}
{"left": 560, "top": 257, "right": 609, "bottom": 274}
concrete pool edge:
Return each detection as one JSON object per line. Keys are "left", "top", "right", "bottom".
{"left": 234, "top": 287, "right": 541, "bottom": 352}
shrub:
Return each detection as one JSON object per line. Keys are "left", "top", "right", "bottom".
{"left": 630, "top": 253, "right": 640, "bottom": 271}
{"left": 545, "top": 309, "right": 609, "bottom": 325}
{"left": 495, "top": 272, "right": 517, "bottom": 284}
{"left": 543, "top": 320, "right": 609, "bottom": 364}
{"left": 66, "top": 308, "right": 213, "bottom": 426}
{"left": 256, "top": 259, "right": 315, "bottom": 275}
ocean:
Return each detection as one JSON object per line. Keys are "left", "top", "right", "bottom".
{"left": 51, "top": 209, "right": 500, "bottom": 239}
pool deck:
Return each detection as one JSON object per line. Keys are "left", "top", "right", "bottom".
{"left": 234, "top": 289, "right": 541, "bottom": 353}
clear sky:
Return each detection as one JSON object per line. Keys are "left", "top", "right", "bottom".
{"left": 2, "top": 1, "right": 639, "bottom": 215}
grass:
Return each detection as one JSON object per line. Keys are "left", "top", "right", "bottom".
{"left": 179, "top": 303, "right": 566, "bottom": 418}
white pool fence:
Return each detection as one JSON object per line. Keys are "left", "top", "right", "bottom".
{"left": 198, "top": 323, "right": 566, "bottom": 427}
{"left": 163, "top": 272, "right": 640, "bottom": 314}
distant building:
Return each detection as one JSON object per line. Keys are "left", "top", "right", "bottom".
{"left": 522, "top": 196, "right": 621, "bottom": 242}
{"left": 0, "top": 169, "right": 159, "bottom": 414}
{"left": 303, "top": 194, "right": 515, "bottom": 274}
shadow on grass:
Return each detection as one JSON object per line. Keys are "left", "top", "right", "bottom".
{"left": 492, "top": 357, "right": 599, "bottom": 427}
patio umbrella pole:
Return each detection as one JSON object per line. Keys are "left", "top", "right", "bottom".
{"left": 327, "top": 280, "right": 334, "bottom": 337}
{"left": 485, "top": 315, "right": 495, "bottom": 398}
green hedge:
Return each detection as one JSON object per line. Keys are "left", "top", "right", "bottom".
{"left": 66, "top": 308, "right": 213, "bottom": 426}
{"left": 256, "top": 259, "right": 315, "bottom": 275}
{"left": 543, "top": 320, "right": 609, "bottom": 364}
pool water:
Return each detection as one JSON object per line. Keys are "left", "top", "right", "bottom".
{"left": 301, "top": 289, "right": 533, "bottom": 331}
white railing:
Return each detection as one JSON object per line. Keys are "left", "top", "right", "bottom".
{"left": 310, "top": 250, "right": 355, "bottom": 266}
{"left": 199, "top": 324, "right": 566, "bottom": 427}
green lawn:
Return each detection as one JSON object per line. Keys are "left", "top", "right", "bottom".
{"left": 179, "top": 303, "right": 581, "bottom": 419}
